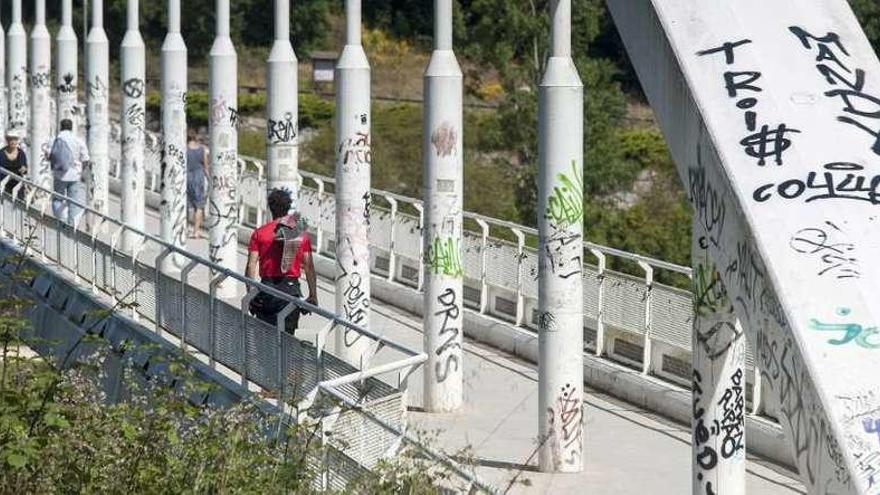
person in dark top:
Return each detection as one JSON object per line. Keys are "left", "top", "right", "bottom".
{"left": 185, "top": 129, "right": 209, "bottom": 238}
{"left": 246, "top": 189, "right": 317, "bottom": 333}
{"left": 0, "top": 130, "right": 27, "bottom": 196}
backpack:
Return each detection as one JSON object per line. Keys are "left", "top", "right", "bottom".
{"left": 50, "top": 137, "right": 75, "bottom": 177}
{"left": 274, "top": 213, "right": 308, "bottom": 272}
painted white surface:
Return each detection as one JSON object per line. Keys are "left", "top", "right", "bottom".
{"left": 608, "top": 0, "right": 880, "bottom": 492}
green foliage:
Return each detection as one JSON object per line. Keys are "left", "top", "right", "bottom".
{"left": 850, "top": 0, "right": 880, "bottom": 53}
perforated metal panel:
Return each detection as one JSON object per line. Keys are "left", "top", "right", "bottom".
{"left": 369, "top": 207, "right": 393, "bottom": 251}
{"left": 462, "top": 231, "right": 483, "bottom": 278}
{"left": 394, "top": 212, "right": 421, "bottom": 260}
{"left": 184, "top": 284, "right": 212, "bottom": 352}
{"left": 212, "top": 299, "right": 244, "bottom": 372}
{"left": 484, "top": 240, "right": 519, "bottom": 290}
{"left": 582, "top": 264, "right": 601, "bottom": 321}
{"left": 331, "top": 394, "right": 403, "bottom": 468}
{"left": 603, "top": 270, "right": 648, "bottom": 334}
{"left": 650, "top": 284, "right": 692, "bottom": 349}
{"left": 43, "top": 215, "right": 60, "bottom": 262}
{"left": 521, "top": 248, "right": 539, "bottom": 298}
{"left": 157, "top": 272, "right": 184, "bottom": 337}
{"left": 75, "top": 231, "right": 94, "bottom": 283}
{"left": 135, "top": 262, "right": 157, "bottom": 323}
{"left": 244, "top": 314, "right": 280, "bottom": 391}
{"left": 298, "top": 187, "right": 322, "bottom": 225}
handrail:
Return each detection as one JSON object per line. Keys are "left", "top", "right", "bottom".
{"left": 0, "top": 169, "right": 423, "bottom": 361}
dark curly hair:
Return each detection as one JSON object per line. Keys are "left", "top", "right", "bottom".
{"left": 267, "top": 188, "right": 292, "bottom": 219}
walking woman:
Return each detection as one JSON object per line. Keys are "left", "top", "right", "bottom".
{"left": 0, "top": 130, "right": 27, "bottom": 196}
{"left": 186, "top": 129, "right": 209, "bottom": 238}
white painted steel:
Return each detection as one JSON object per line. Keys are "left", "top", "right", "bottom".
{"left": 607, "top": 0, "right": 880, "bottom": 492}
{"left": 334, "top": 0, "right": 372, "bottom": 365}
{"left": 56, "top": 0, "right": 78, "bottom": 132}
{"left": 7, "top": 0, "right": 27, "bottom": 138}
{"left": 691, "top": 221, "right": 746, "bottom": 495}
{"left": 422, "top": 0, "right": 463, "bottom": 413}
{"left": 207, "top": 0, "right": 239, "bottom": 296}
{"left": 29, "top": 0, "right": 51, "bottom": 191}
{"left": 86, "top": 0, "right": 109, "bottom": 217}
{"left": 160, "top": 0, "right": 187, "bottom": 271}
{"left": 0, "top": 8, "right": 7, "bottom": 138}
{"left": 120, "top": 0, "right": 146, "bottom": 252}
{"left": 537, "top": 0, "right": 584, "bottom": 473}
{"left": 266, "top": 0, "right": 299, "bottom": 207}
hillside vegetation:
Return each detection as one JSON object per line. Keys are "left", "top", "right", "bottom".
{"left": 11, "top": 0, "right": 879, "bottom": 275}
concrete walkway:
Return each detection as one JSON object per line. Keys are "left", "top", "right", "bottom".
{"left": 106, "top": 195, "right": 805, "bottom": 494}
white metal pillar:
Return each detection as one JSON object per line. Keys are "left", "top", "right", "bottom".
{"left": 29, "top": 0, "right": 51, "bottom": 190}
{"left": 537, "top": 0, "right": 584, "bottom": 473}
{"left": 86, "top": 0, "right": 109, "bottom": 217}
{"left": 334, "top": 0, "right": 372, "bottom": 364}
{"left": 266, "top": 0, "right": 299, "bottom": 207}
{"left": 0, "top": 8, "right": 7, "bottom": 138}
{"left": 120, "top": 0, "right": 146, "bottom": 251}
{"left": 422, "top": 0, "right": 464, "bottom": 412}
{"left": 691, "top": 221, "right": 746, "bottom": 495}
{"left": 160, "top": 0, "right": 187, "bottom": 270}
{"left": 56, "top": 0, "right": 77, "bottom": 132}
{"left": 208, "top": 0, "right": 239, "bottom": 295}
{"left": 7, "top": 0, "right": 27, "bottom": 138}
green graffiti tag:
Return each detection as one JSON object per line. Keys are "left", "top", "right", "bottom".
{"left": 692, "top": 261, "right": 726, "bottom": 315}
{"left": 427, "top": 237, "right": 463, "bottom": 277}
{"left": 809, "top": 307, "right": 880, "bottom": 349}
{"left": 546, "top": 161, "right": 583, "bottom": 227}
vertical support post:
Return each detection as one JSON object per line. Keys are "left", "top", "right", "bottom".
{"left": 414, "top": 202, "right": 424, "bottom": 291}
{"left": 691, "top": 222, "right": 746, "bottom": 495}
{"left": 266, "top": 0, "right": 300, "bottom": 207}
{"left": 475, "top": 218, "right": 489, "bottom": 314}
{"left": 7, "top": 0, "right": 27, "bottom": 139}
{"left": 160, "top": 0, "right": 187, "bottom": 272}
{"left": 208, "top": 0, "right": 239, "bottom": 298}
{"left": 86, "top": 0, "right": 110, "bottom": 218}
{"left": 56, "top": 0, "right": 77, "bottom": 132}
{"left": 334, "top": 0, "right": 372, "bottom": 366}
{"left": 314, "top": 177, "right": 325, "bottom": 249}
{"left": 422, "top": 0, "right": 464, "bottom": 412}
{"left": 29, "top": 0, "right": 52, "bottom": 191}
{"left": 537, "top": 0, "right": 584, "bottom": 473}
{"left": 639, "top": 260, "right": 653, "bottom": 375}
{"left": 385, "top": 195, "right": 397, "bottom": 281}
{"left": 0, "top": 7, "right": 7, "bottom": 138}
{"left": 751, "top": 366, "right": 763, "bottom": 416}
{"left": 589, "top": 247, "right": 606, "bottom": 356}
{"left": 120, "top": 0, "right": 145, "bottom": 252}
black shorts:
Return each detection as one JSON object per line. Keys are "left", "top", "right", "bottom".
{"left": 249, "top": 277, "right": 303, "bottom": 333}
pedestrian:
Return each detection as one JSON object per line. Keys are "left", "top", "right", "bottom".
{"left": 49, "top": 118, "right": 90, "bottom": 226}
{"left": 245, "top": 188, "right": 317, "bottom": 333}
{"left": 186, "top": 129, "right": 209, "bottom": 239}
{"left": 0, "top": 130, "right": 27, "bottom": 197}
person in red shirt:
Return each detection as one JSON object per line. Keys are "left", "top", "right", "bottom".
{"left": 245, "top": 189, "right": 317, "bottom": 333}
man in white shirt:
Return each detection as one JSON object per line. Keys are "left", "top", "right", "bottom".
{"left": 49, "top": 118, "right": 90, "bottom": 226}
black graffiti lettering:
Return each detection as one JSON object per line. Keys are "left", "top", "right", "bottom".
{"left": 739, "top": 123, "right": 801, "bottom": 166}
{"left": 267, "top": 113, "right": 297, "bottom": 143}
{"left": 826, "top": 88, "right": 880, "bottom": 119}
{"left": 817, "top": 64, "right": 865, "bottom": 92}
{"left": 688, "top": 158, "right": 726, "bottom": 247}
{"left": 123, "top": 78, "right": 145, "bottom": 98}
{"left": 696, "top": 39, "right": 753, "bottom": 64}
{"left": 724, "top": 71, "right": 762, "bottom": 98}
{"left": 435, "top": 354, "right": 459, "bottom": 382}
{"left": 434, "top": 288, "right": 461, "bottom": 382}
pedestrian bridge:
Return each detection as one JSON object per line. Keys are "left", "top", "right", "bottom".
{"left": 5, "top": 0, "right": 880, "bottom": 492}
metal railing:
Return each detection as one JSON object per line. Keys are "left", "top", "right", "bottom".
{"left": 108, "top": 122, "right": 772, "bottom": 419}
{"left": 0, "top": 171, "right": 494, "bottom": 493}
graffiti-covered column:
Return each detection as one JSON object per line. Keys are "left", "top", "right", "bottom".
{"left": 266, "top": 0, "right": 299, "bottom": 205}
{"left": 208, "top": 0, "right": 239, "bottom": 295}
{"left": 537, "top": 0, "right": 584, "bottom": 473}
{"left": 86, "top": 0, "right": 109, "bottom": 216}
{"left": 160, "top": 0, "right": 187, "bottom": 270}
{"left": 7, "top": 0, "right": 27, "bottom": 139}
{"left": 691, "top": 221, "right": 746, "bottom": 495}
{"left": 608, "top": 0, "right": 880, "bottom": 492}
{"left": 120, "top": 0, "right": 146, "bottom": 251}
{"left": 334, "top": 0, "right": 371, "bottom": 365}
{"left": 56, "top": 0, "right": 77, "bottom": 131}
{"left": 29, "top": 0, "right": 51, "bottom": 190}
{"left": 0, "top": 9, "right": 7, "bottom": 138}
{"left": 422, "top": 0, "right": 463, "bottom": 412}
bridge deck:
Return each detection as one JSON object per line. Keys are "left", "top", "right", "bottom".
{"left": 101, "top": 194, "right": 804, "bottom": 493}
